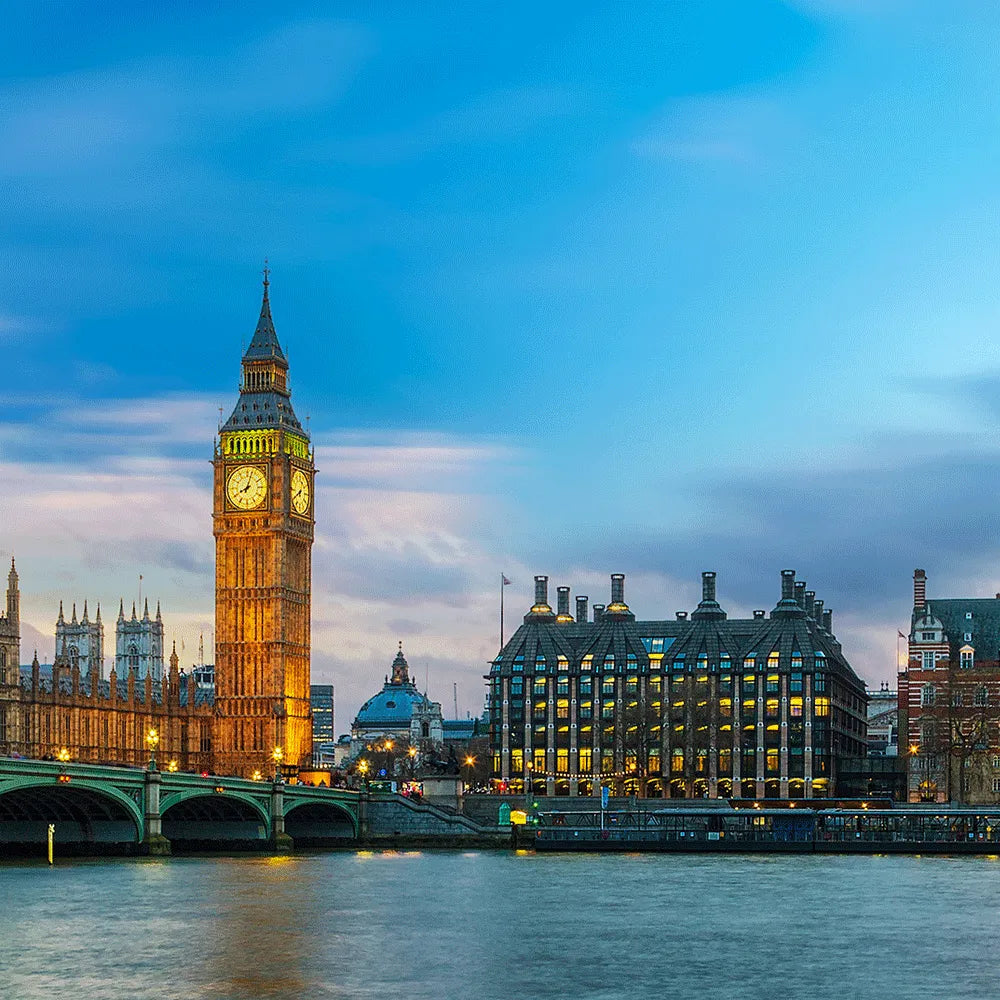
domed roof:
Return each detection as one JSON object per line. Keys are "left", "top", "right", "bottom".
{"left": 353, "top": 643, "right": 431, "bottom": 727}
{"left": 355, "top": 682, "right": 430, "bottom": 726}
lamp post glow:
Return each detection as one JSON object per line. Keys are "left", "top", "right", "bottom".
{"left": 464, "top": 754, "right": 476, "bottom": 790}
{"left": 272, "top": 746, "right": 284, "bottom": 782}
{"left": 56, "top": 747, "right": 70, "bottom": 763}
{"left": 166, "top": 759, "right": 179, "bottom": 773}
{"left": 145, "top": 727, "right": 159, "bottom": 770}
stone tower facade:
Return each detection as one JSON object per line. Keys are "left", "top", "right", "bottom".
{"left": 55, "top": 599, "right": 104, "bottom": 677}
{"left": 0, "top": 560, "right": 23, "bottom": 752}
{"left": 115, "top": 599, "right": 165, "bottom": 682}
{"left": 213, "top": 273, "right": 315, "bottom": 776}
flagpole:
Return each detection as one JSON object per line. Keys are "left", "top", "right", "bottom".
{"left": 500, "top": 573, "right": 505, "bottom": 651}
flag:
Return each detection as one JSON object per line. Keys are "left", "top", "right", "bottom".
{"left": 502, "top": 574, "right": 511, "bottom": 586}
{"left": 897, "top": 631, "right": 906, "bottom": 639}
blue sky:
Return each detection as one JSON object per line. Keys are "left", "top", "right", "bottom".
{"left": 5, "top": 0, "right": 1000, "bottom": 725}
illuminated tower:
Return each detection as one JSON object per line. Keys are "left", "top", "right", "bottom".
{"left": 213, "top": 271, "right": 315, "bottom": 776}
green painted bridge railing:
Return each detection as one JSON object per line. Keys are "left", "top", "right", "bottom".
{"left": 0, "top": 757, "right": 362, "bottom": 854}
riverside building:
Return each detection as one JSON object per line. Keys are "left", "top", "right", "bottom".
{"left": 488, "top": 570, "right": 868, "bottom": 799}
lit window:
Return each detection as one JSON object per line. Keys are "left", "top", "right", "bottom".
{"left": 814, "top": 697, "right": 830, "bottom": 717}
{"left": 766, "top": 698, "right": 779, "bottom": 718}
{"left": 557, "top": 699, "right": 569, "bottom": 719}
{"left": 961, "top": 649, "right": 974, "bottom": 669}
{"left": 579, "top": 749, "right": 593, "bottom": 772}
{"left": 556, "top": 750, "right": 569, "bottom": 773}
{"left": 790, "top": 697, "right": 803, "bottom": 718}
{"left": 671, "top": 750, "right": 684, "bottom": 773}
{"left": 719, "top": 697, "right": 732, "bottom": 717}
{"left": 766, "top": 750, "right": 779, "bottom": 773}
{"left": 511, "top": 749, "right": 523, "bottom": 771}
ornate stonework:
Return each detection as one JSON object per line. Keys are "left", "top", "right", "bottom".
{"left": 212, "top": 274, "right": 315, "bottom": 776}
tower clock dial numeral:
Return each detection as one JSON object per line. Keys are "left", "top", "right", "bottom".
{"left": 291, "top": 468, "right": 311, "bottom": 515}
{"left": 226, "top": 465, "right": 268, "bottom": 510}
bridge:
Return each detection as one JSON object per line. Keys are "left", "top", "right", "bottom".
{"left": 0, "top": 758, "right": 360, "bottom": 855}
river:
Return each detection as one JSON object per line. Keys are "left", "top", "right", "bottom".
{"left": 1, "top": 850, "right": 996, "bottom": 999}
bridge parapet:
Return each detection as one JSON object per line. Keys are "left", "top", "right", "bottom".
{"left": 0, "top": 757, "right": 361, "bottom": 854}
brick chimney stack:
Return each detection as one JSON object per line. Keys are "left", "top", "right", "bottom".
{"left": 913, "top": 569, "right": 926, "bottom": 611}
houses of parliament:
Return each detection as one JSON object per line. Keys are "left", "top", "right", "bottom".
{"left": 0, "top": 276, "right": 316, "bottom": 778}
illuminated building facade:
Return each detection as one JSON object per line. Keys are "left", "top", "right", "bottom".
{"left": 213, "top": 273, "right": 316, "bottom": 776}
{"left": 489, "top": 570, "right": 868, "bottom": 799}
{"left": 899, "top": 569, "right": 1000, "bottom": 803}
{"left": 0, "top": 562, "right": 214, "bottom": 767}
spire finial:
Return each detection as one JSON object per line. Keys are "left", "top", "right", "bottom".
{"left": 263, "top": 258, "right": 270, "bottom": 292}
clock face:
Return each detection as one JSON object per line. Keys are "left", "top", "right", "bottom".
{"left": 291, "top": 468, "right": 311, "bottom": 515}
{"left": 226, "top": 465, "right": 267, "bottom": 510}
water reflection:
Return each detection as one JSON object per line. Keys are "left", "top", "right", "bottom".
{"left": 2, "top": 851, "right": 999, "bottom": 999}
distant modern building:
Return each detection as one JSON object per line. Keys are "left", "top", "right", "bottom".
{"left": 489, "top": 571, "right": 868, "bottom": 799}
{"left": 351, "top": 644, "right": 444, "bottom": 755}
{"left": 900, "top": 569, "right": 1000, "bottom": 803}
{"left": 311, "top": 684, "right": 334, "bottom": 744}
{"left": 55, "top": 600, "right": 104, "bottom": 678}
{"left": 115, "top": 599, "right": 164, "bottom": 682}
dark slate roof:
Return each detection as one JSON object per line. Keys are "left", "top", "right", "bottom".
{"left": 244, "top": 282, "right": 287, "bottom": 365}
{"left": 220, "top": 283, "right": 305, "bottom": 434}
{"left": 924, "top": 598, "right": 1000, "bottom": 662}
{"left": 221, "top": 391, "right": 304, "bottom": 433}
{"left": 492, "top": 573, "right": 864, "bottom": 691}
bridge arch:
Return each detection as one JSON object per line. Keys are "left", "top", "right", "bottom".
{"left": 0, "top": 778, "right": 143, "bottom": 854}
{"left": 160, "top": 789, "right": 270, "bottom": 850}
{"left": 283, "top": 797, "right": 358, "bottom": 844}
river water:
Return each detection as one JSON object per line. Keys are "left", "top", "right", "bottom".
{"left": 1, "top": 850, "right": 997, "bottom": 999}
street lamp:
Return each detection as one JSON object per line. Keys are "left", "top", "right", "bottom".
{"left": 145, "top": 727, "right": 159, "bottom": 770}
{"left": 251, "top": 769, "right": 263, "bottom": 781}
{"left": 56, "top": 747, "right": 70, "bottom": 763}
{"left": 167, "top": 759, "right": 179, "bottom": 773}
{"left": 272, "top": 746, "right": 284, "bottom": 782}
{"left": 358, "top": 758, "right": 370, "bottom": 795}
{"left": 464, "top": 755, "right": 476, "bottom": 791}
{"left": 408, "top": 746, "right": 418, "bottom": 778}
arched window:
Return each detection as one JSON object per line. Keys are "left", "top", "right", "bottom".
{"left": 128, "top": 643, "right": 139, "bottom": 669}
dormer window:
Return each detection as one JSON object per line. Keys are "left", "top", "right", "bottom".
{"left": 921, "top": 632, "right": 936, "bottom": 641}
{"left": 964, "top": 632, "right": 972, "bottom": 642}
{"left": 960, "top": 647, "right": 974, "bottom": 669}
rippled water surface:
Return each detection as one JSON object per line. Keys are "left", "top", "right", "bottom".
{"left": 1, "top": 850, "right": 998, "bottom": 999}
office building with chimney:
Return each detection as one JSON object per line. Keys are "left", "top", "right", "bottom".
{"left": 489, "top": 570, "right": 868, "bottom": 799}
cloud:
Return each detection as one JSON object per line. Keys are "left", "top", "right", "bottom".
{"left": 0, "top": 313, "right": 50, "bottom": 344}
{"left": 631, "top": 95, "right": 795, "bottom": 166}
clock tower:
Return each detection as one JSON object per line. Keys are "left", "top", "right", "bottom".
{"left": 213, "top": 272, "right": 315, "bottom": 776}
